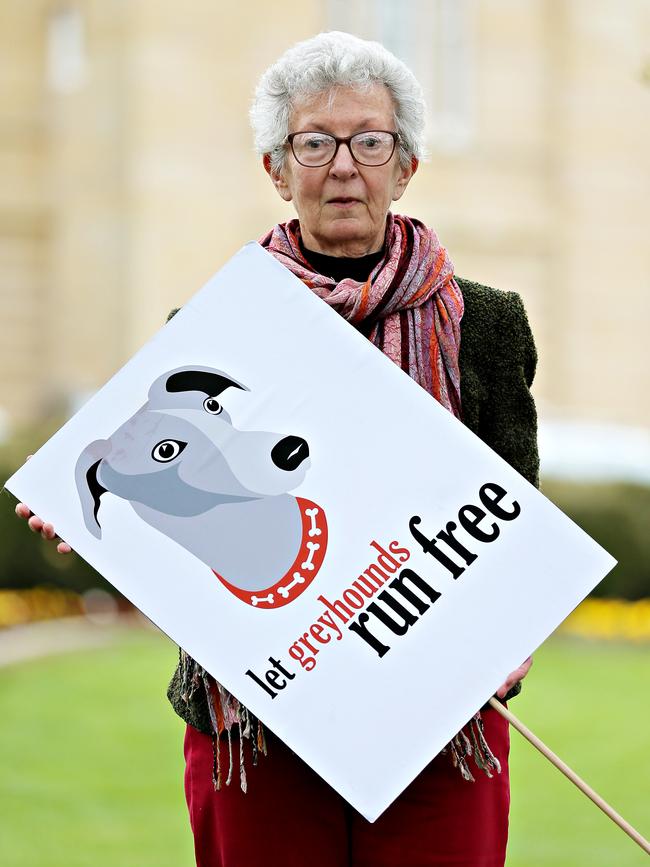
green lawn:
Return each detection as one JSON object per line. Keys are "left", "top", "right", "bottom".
{"left": 508, "top": 638, "right": 650, "bottom": 867}
{"left": 0, "top": 629, "right": 648, "bottom": 867}
{"left": 0, "top": 629, "right": 193, "bottom": 867}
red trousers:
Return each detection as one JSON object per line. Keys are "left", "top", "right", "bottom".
{"left": 184, "top": 707, "right": 510, "bottom": 867}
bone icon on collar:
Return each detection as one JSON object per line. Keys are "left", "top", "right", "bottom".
{"left": 305, "top": 507, "right": 322, "bottom": 537}
{"left": 301, "top": 541, "right": 320, "bottom": 571}
{"left": 251, "top": 593, "right": 275, "bottom": 607}
{"left": 278, "top": 572, "right": 306, "bottom": 599}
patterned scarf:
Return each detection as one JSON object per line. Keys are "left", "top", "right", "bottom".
{"left": 181, "top": 212, "right": 501, "bottom": 791}
{"left": 260, "top": 213, "right": 463, "bottom": 417}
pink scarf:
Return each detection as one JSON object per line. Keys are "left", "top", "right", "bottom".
{"left": 260, "top": 213, "right": 464, "bottom": 418}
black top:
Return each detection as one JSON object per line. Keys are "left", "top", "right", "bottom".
{"left": 301, "top": 244, "right": 384, "bottom": 283}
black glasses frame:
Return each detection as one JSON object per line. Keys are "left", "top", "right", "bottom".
{"left": 286, "top": 130, "right": 400, "bottom": 167}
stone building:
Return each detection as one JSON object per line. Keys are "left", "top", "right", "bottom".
{"left": 1, "top": 1, "right": 648, "bottom": 452}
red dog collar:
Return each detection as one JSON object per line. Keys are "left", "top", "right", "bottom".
{"left": 214, "top": 497, "right": 328, "bottom": 609}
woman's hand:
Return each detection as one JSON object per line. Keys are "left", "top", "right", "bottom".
{"left": 14, "top": 455, "right": 72, "bottom": 554}
{"left": 15, "top": 502, "right": 72, "bottom": 554}
{"left": 495, "top": 656, "right": 533, "bottom": 699}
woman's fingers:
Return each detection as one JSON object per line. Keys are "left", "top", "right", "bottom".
{"left": 511, "top": 656, "right": 533, "bottom": 686}
{"left": 27, "top": 514, "right": 44, "bottom": 533}
{"left": 31, "top": 516, "right": 56, "bottom": 541}
{"left": 518, "top": 656, "right": 533, "bottom": 678}
{"left": 17, "top": 459, "right": 71, "bottom": 553}
{"left": 495, "top": 681, "right": 513, "bottom": 699}
{"left": 18, "top": 505, "right": 72, "bottom": 554}
{"left": 496, "top": 656, "right": 533, "bottom": 699}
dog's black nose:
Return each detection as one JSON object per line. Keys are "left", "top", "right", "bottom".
{"left": 271, "top": 436, "right": 309, "bottom": 471}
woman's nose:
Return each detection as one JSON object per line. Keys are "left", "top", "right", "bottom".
{"left": 329, "top": 142, "right": 357, "bottom": 178}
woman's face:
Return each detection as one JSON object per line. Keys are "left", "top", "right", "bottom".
{"left": 265, "top": 84, "right": 417, "bottom": 257}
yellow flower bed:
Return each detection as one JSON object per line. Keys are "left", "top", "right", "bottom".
{"left": 0, "top": 587, "right": 83, "bottom": 628}
{"left": 559, "top": 597, "right": 650, "bottom": 642}
{"left": 1, "top": 589, "right": 648, "bottom": 643}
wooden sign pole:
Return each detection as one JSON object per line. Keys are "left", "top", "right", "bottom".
{"left": 488, "top": 697, "right": 650, "bottom": 855}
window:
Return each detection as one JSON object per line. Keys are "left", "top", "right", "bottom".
{"left": 326, "top": 0, "right": 475, "bottom": 152}
{"left": 46, "top": 6, "right": 86, "bottom": 93}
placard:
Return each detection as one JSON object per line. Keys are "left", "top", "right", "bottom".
{"left": 5, "top": 243, "right": 615, "bottom": 821}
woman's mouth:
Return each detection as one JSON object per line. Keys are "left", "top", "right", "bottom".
{"left": 327, "top": 197, "right": 361, "bottom": 209}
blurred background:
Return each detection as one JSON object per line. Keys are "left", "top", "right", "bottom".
{"left": 0, "top": 2, "right": 648, "bottom": 865}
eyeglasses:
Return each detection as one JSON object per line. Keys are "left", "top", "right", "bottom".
{"left": 286, "top": 130, "right": 400, "bottom": 167}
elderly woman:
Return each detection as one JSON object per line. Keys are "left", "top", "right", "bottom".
{"left": 171, "top": 31, "right": 536, "bottom": 867}
{"left": 19, "top": 30, "right": 536, "bottom": 867}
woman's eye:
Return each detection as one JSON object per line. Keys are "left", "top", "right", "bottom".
{"left": 203, "top": 397, "right": 223, "bottom": 414}
{"left": 152, "top": 440, "right": 187, "bottom": 462}
{"left": 359, "top": 136, "right": 380, "bottom": 148}
{"left": 305, "top": 137, "right": 327, "bottom": 149}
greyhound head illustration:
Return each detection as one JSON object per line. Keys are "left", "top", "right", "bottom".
{"left": 75, "top": 365, "right": 327, "bottom": 608}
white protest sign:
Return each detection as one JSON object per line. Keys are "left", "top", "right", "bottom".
{"left": 5, "top": 242, "right": 615, "bottom": 821}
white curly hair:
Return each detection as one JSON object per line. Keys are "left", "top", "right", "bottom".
{"left": 250, "top": 31, "right": 427, "bottom": 173}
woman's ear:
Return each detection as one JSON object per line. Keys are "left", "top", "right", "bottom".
{"left": 263, "top": 154, "right": 293, "bottom": 202}
{"left": 392, "top": 156, "right": 419, "bottom": 202}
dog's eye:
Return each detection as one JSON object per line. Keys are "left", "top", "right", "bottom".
{"left": 152, "top": 440, "right": 187, "bottom": 462}
{"left": 203, "top": 397, "right": 223, "bottom": 415}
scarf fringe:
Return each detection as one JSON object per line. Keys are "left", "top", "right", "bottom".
{"left": 182, "top": 651, "right": 267, "bottom": 793}
{"left": 443, "top": 712, "right": 501, "bottom": 782}
{"left": 181, "top": 651, "right": 498, "bottom": 791}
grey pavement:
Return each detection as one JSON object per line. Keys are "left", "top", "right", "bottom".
{"left": 0, "top": 613, "right": 151, "bottom": 667}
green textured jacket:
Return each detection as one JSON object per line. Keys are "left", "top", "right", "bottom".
{"left": 166, "top": 276, "right": 539, "bottom": 733}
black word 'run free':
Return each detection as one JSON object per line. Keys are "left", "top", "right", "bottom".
{"left": 348, "top": 482, "right": 521, "bottom": 657}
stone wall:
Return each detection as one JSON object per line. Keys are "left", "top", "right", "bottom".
{"left": 1, "top": 0, "right": 648, "bottom": 429}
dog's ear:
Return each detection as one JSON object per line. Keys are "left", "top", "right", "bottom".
{"left": 75, "top": 440, "right": 111, "bottom": 538}
{"left": 164, "top": 369, "right": 248, "bottom": 397}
